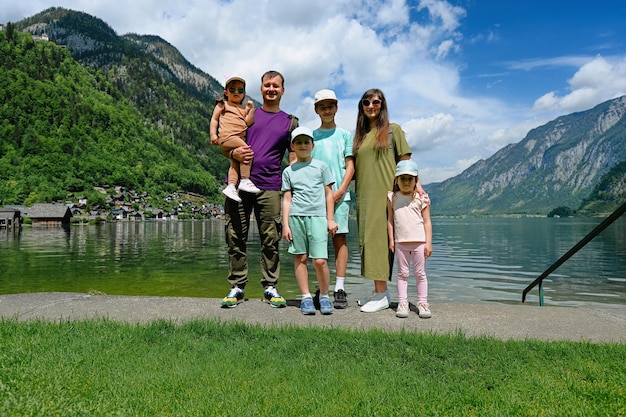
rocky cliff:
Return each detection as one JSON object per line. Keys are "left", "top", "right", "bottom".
{"left": 426, "top": 96, "right": 626, "bottom": 215}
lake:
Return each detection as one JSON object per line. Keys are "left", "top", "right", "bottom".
{"left": 1, "top": 217, "right": 624, "bottom": 307}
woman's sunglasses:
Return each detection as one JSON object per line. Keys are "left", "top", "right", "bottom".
{"left": 361, "top": 99, "right": 382, "bottom": 107}
{"left": 228, "top": 87, "right": 245, "bottom": 94}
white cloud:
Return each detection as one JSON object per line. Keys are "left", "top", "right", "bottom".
{"left": 533, "top": 55, "right": 626, "bottom": 113}
{"left": 506, "top": 55, "right": 592, "bottom": 71}
{"left": 419, "top": 0, "right": 465, "bottom": 33}
{"left": 403, "top": 113, "right": 458, "bottom": 151}
{"left": 533, "top": 92, "right": 559, "bottom": 111}
{"left": 435, "top": 39, "right": 458, "bottom": 60}
{"left": 420, "top": 156, "right": 479, "bottom": 184}
{"left": 371, "top": 0, "right": 410, "bottom": 27}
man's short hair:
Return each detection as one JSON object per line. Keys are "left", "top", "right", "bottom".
{"left": 261, "top": 70, "right": 285, "bottom": 87}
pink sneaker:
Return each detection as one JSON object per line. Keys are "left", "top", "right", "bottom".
{"left": 417, "top": 302, "right": 432, "bottom": 318}
{"left": 396, "top": 300, "right": 409, "bottom": 318}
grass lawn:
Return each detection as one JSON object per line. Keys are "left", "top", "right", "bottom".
{"left": 1, "top": 318, "right": 625, "bottom": 416}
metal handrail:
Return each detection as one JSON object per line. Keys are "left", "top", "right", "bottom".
{"left": 522, "top": 201, "right": 626, "bottom": 305}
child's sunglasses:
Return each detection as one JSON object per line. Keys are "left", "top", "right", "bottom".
{"left": 228, "top": 87, "right": 245, "bottom": 94}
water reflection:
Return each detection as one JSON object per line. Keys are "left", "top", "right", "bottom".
{"left": 1, "top": 217, "right": 624, "bottom": 307}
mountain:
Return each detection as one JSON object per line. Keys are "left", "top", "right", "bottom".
{"left": 578, "top": 159, "right": 626, "bottom": 214}
{"left": 2, "top": 7, "right": 249, "bottom": 206}
{"left": 1, "top": 19, "right": 221, "bottom": 206}
{"left": 425, "top": 96, "right": 626, "bottom": 216}
{"left": 13, "top": 7, "right": 234, "bottom": 183}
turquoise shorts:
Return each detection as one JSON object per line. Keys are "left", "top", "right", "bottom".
{"left": 287, "top": 216, "right": 328, "bottom": 259}
{"left": 334, "top": 201, "right": 350, "bottom": 234}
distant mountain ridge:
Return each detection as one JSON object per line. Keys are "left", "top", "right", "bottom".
{"left": 16, "top": 7, "right": 223, "bottom": 99}
{"left": 426, "top": 96, "right": 626, "bottom": 216}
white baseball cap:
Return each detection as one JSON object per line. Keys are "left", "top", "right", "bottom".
{"left": 225, "top": 76, "right": 246, "bottom": 88}
{"left": 291, "top": 126, "right": 314, "bottom": 142}
{"left": 314, "top": 89, "right": 338, "bottom": 104}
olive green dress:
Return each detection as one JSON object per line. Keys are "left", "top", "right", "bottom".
{"left": 355, "top": 123, "right": 411, "bottom": 281}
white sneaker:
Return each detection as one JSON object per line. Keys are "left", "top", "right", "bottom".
{"left": 360, "top": 292, "right": 390, "bottom": 313}
{"left": 396, "top": 300, "right": 410, "bottom": 318}
{"left": 357, "top": 291, "right": 376, "bottom": 306}
{"left": 417, "top": 302, "right": 432, "bottom": 318}
{"left": 238, "top": 179, "right": 261, "bottom": 194}
{"left": 357, "top": 290, "right": 391, "bottom": 306}
{"left": 222, "top": 185, "right": 241, "bottom": 202}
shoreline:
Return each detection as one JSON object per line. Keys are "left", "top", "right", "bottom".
{"left": 1, "top": 292, "right": 624, "bottom": 344}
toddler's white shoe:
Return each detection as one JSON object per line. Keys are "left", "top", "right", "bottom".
{"left": 238, "top": 179, "right": 261, "bottom": 194}
{"left": 222, "top": 185, "right": 242, "bottom": 202}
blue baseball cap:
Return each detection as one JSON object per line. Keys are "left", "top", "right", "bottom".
{"left": 395, "top": 160, "right": 419, "bottom": 177}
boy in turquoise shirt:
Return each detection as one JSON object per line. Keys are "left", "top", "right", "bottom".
{"left": 282, "top": 126, "right": 338, "bottom": 315}
{"left": 311, "top": 89, "right": 355, "bottom": 308}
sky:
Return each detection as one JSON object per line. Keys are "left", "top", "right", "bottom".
{"left": 4, "top": 1, "right": 626, "bottom": 184}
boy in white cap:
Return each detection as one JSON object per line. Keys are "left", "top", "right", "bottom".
{"left": 210, "top": 76, "right": 261, "bottom": 202}
{"left": 281, "top": 126, "right": 339, "bottom": 315}
{"left": 311, "top": 89, "right": 355, "bottom": 309}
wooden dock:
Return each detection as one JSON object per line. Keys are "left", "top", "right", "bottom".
{"left": 0, "top": 208, "right": 21, "bottom": 232}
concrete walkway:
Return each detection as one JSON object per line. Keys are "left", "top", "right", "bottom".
{"left": 1, "top": 292, "right": 624, "bottom": 343}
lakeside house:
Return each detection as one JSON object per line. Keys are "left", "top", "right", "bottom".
{"left": 2, "top": 186, "right": 225, "bottom": 223}
{"left": 19, "top": 203, "right": 72, "bottom": 226}
{"left": 0, "top": 208, "right": 21, "bottom": 230}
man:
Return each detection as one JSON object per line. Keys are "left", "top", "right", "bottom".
{"left": 221, "top": 70, "right": 297, "bottom": 308}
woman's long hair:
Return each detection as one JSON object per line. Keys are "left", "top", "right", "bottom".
{"left": 353, "top": 88, "right": 390, "bottom": 156}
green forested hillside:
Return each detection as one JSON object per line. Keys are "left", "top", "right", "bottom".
{"left": 0, "top": 27, "right": 220, "bottom": 206}
{"left": 578, "top": 160, "right": 626, "bottom": 214}
{"left": 15, "top": 7, "right": 231, "bottom": 184}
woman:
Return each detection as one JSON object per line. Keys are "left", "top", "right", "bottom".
{"left": 353, "top": 88, "right": 425, "bottom": 313}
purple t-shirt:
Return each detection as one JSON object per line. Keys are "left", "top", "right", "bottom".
{"left": 247, "top": 108, "right": 292, "bottom": 191}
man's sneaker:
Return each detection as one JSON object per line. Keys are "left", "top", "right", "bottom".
{"left": 396, "top": 300, "right": 410, "bottom": 318}
{"left": 319, "top": 297, "right": 334, "bottom": 315}
{"left": 238, "top": 179, "right": 261, "bottom": 194}
{"left": 222, "top": 185, "right": 241, "bottom": 202}
{"left": 417, "top": 302, "right": 432, "bottom": 318}
{"left": 300, "top": 297, "right": 316, "bottom": 315}
{"left": 333, "top": 289, "right": 348, "bottom": 309}
{"left": 221, "top": 286, "right": 244, "bottom": 308}
{"left": 263, "top": 286, "right": 286, "bottom": 308}
{"left": 360, "top": 291, "right": 390, "bottom": 313}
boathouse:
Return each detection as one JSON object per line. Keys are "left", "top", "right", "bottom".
{"left": 0, "top": 208, "right": 21, "bottom": 230}
{"left": 21, "top": 203, "right": 72, "bottom": 226}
